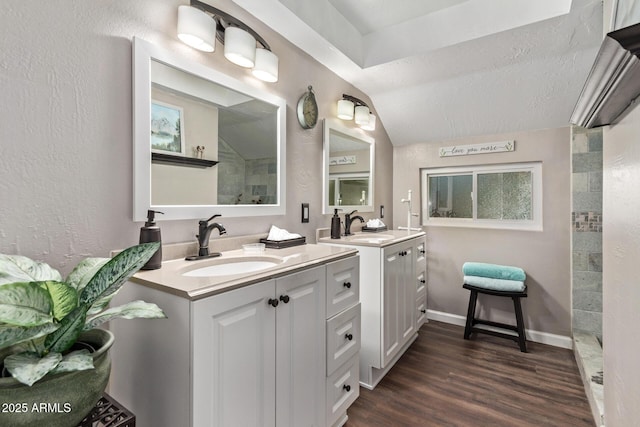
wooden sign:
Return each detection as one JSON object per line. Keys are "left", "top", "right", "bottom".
{"left": 439, "top": 140, "right": 515, "bottom": 157}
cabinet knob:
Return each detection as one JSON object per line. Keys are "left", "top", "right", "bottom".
{"left": 419, "top": 249, "right": 426, "bottom": 254}
{"left": 420, "top": 279, "right": 426, "bottom": 284}
{"left": 345, "top": 333, "right": 353, "bottom": 341}
{"left": 268, "top": 298, "right": 279, "bottom": 307}
{"left": 343, "top": 384, "right": 351, "bottom": 392}
{"left": 421, "top": 309, "right": 427, "bottom": 314}
{"left": 343, "top": 281, "right": 351, "bottom": 289}
{"left": 279, "top": 294, "right": 290, "bottom": 304}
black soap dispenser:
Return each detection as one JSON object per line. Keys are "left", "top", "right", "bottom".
{"left": 140, "top": 210, "right": 164, "bottom": 270}
{"left": 331, "top": 209, "right": 342, "bottom": 239}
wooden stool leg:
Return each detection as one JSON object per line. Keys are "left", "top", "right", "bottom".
{"left": 512, "top": 296, "right": 527, "bottom": 352}
{"left": 464, "top": 289, "right": 478, "bottom": 339}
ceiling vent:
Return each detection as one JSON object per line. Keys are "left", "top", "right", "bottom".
{"left": 571, "top": 22, "right": 640, "bottom": 128}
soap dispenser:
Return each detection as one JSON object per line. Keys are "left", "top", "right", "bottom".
{"left": 331, "top": 209, "right": 342, "bottom": 239}
{"left": 140, "top": 210, "right": 164, "bottom": 270}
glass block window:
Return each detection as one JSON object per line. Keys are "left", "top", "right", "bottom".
{"left": 421, "top": 162, "right": 542, "bottom": 230}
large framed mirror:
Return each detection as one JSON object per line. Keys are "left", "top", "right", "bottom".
{"left": 133, "top": 37, "right": 286, "bottom": 221}
{"left": 322, "top": 119, "right": 374, "bottom": 214}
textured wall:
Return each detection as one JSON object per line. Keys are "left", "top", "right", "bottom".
{"left": 602, "top": 96, "right": 640, "bottom": 425}
{"left": 0, "top": 0, "right": 394, "bottom": 276}
{"left": 393, "top": 127, "right": 571, "bottom": 336}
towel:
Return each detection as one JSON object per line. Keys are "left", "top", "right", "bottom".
{"left": 266, "top": 225, "right": 302, "bottom": 241}
{"left": 464, "top": 275, "right": 526, "bottom": 293}
{"left": 366, "top": 218, "right": 386, "bottom": 228}
{"left": 462, "top": 262, "right": 526, "bottom": 281}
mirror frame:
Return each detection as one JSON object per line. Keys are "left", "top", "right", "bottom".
{"left": 322, "top": 118, "right": 375, "bottom": 214}
{"left": 132, "top": 37, "right": 287, "bottom": 221}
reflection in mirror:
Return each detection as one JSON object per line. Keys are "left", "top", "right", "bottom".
{"left": 323, "top": 119, "right": 374, "bottom": 214}
{"left": 133, "top": 37, "right": 286, "bottom": 221}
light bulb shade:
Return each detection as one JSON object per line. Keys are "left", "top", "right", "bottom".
{"left": 361, "top": 113, "right": 376, "bottom": 131}
{"left": 224, "top": 26, "right": 256, "bottom": 68}
{"left": 337, "top": 99, "right": 354, "bottom": 120}
{"left": 252, "top": 48, "right": 279, "bottom": 82}
{"left": 177, "top": 5, "right": 216, "bottom": 52}
{"left": 354, "top": 105, "right": 370, "bottom": 125}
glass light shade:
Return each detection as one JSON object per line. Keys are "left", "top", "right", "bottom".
{"left": 360, "top": 113, "right": 376, "bottom": 131}
{"left": 224, "top": 26, "right": 256, "bottom": 68}
{"left": 252, "top": 48, "right": 279, "bottom": 82}
{"left": 177, "top": 5, "right": 216, "bottom": 52}
{"left": 354, "top": 105, "right": 370, "bottom": 125}
{"left": 337, "top": 99, "right": 354, "bottom": 120}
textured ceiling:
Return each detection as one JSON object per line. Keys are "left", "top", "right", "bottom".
{"left": 234, "top": 0, "right": 603, "bottom": 145}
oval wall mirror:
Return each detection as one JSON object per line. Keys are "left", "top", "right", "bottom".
{"left": 132, "top": 37, "right": 286, "bottom": 221}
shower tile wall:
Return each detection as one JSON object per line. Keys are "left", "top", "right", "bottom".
{"left": 572, "top": 127, "right": 603, "bottom": 340}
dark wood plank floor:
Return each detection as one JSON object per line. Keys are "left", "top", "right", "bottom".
{"left": 346, "top": 321, "right": 594, "bottom": 427}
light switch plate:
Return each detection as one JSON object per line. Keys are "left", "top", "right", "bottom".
{"left": 302, "top": 203, "right": 309, "bottom": 223}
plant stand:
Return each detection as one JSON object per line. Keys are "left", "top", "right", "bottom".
{"left": 77, "top": 393, "right": 135, "bottom": 427}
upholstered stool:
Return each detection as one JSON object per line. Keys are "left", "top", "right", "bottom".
{"left": 461, "top": 262, "right": 528, "bottom": 352}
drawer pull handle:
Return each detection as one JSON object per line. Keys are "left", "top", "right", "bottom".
{"left": 343, "top": 281, "right": 352, "bottom": 289}
{"left": 279, "top": 294, "right": 290, "bottom": 304}
{"left": 343, "top": 384, "right": 351, "bottom": 392}
{"left": 345, "top": 333, "right": 353, "bottom": 341}
{"left": 268, "top": 298, "right": 279, "bottom": 307}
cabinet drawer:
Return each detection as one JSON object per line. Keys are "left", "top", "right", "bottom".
{"left": 417, "top": 270, "right": 426, "bottom": 294}
{"left": 326, "top": 354, "right": 359, "bottom": 427}
{"left": 327, "top": 303, "right": 361, "bottom": 375}
{"left": 416, "top": 290, "right": 427, "bottom": 328}
{"left": 326, "top": 256, "right": 360, "bottom": 318}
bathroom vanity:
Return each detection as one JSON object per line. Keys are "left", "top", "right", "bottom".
{"left": 109, "top": 243, "right": 360, "bottom": 427}
{"left": 318, "top": 229, "right": 427, "bottom": 389}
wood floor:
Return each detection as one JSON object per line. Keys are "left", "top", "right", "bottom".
{"left": 346, "top": 321, "right": 594, "bottom": 427}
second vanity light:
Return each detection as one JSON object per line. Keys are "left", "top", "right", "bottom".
{"left": 337, "top": 94, "right": 376, "bottom": 131}
{"left": 177, "top": 0, "right": 279, "bottom": 83}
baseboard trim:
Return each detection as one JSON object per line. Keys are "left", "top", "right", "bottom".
{"left": 426, "top": 309, "right": 573, "bottom": 350}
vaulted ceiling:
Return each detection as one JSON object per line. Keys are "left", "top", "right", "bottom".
{"left": 234, "top": 0, "right": 603, "bottom": 145}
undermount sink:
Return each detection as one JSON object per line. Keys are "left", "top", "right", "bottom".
{"left": 182, "top": 256, "right": 283, "bottom": 277}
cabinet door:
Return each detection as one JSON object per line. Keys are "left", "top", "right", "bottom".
{"left": 382, "top": 242, "right": 414, "bottom": 366}
{"left": 192, "top": 280, "right": 276, "bottom": 427}
{"left": 276, "top": 266, "right": 326, "bottom": 427}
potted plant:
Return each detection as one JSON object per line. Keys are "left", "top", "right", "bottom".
{"left": 0, "top": 242, "right": 165, "bottom": 426}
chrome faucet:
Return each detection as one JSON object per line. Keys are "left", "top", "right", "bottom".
{"left": 185, "top": 214, "right": 226, "bottom": 260}
{"left": 344, "top": 210, "right": 365, "bottom": 236}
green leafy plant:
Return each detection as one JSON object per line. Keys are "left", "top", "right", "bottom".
{"left": 0, "top": 242, "right": 165, "bottom": 386}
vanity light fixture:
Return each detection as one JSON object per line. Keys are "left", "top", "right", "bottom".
{"left": 177, "top": 0, "right": 279, "bottom": 82}
{"left": 337, "top": 94, "right": 376, "bottom": 131}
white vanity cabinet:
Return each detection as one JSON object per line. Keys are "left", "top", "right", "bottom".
{"left": 109, "top": 252, "right": 360, "bottom": 427}
{"left": 319, "top": 231, "right": 426, "bottom": 390}
{"left": 193, "top": 266, "right": 326, "bottom": 427}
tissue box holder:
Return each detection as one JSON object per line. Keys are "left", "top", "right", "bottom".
{"left": 361, "top": 226, "right": 388, "bottom": 232}
{"left": 259, "top": 237, "right": 306, "bottom": 249}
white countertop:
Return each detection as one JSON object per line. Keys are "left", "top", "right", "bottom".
{"left": 317, "top": 229, "right": 425, "bottom": 248}
{"left": 130, "top": 243, "right": 357, "bottom": 300}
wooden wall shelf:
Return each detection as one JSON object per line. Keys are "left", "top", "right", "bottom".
{"left": 151, "top": 152, "right": 218, "bottom": 168}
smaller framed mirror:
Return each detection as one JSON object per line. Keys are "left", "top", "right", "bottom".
{"left": 323, "top": 119, "right": 374, "bottom": 214}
